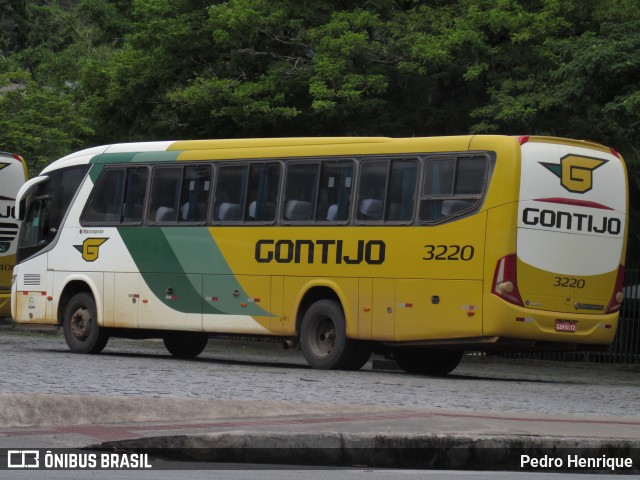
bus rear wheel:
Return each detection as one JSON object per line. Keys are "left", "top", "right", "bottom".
{"left": 63, "top": 292, "right": 109, "bottom": 354}
{"left": 163, "top": 332, "right": 209, "bottom": 358}
{"left": 300, "top": 299, "right": 371, "bottom": 370}
{"left": 394, "top": 348, "right": 463, "bottom": 376}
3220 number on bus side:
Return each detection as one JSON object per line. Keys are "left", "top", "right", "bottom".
{"left": 423, "top": 244, "right": 474, "bottom": 261}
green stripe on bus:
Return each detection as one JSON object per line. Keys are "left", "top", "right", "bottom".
{"left": 89, "top": 151, "right": 184, "bottom": 182}
{"left": 118, "top": 227, "right": 269, "bottom": 317}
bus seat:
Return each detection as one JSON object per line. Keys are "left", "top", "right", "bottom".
{"left": 441, "top": 199, "right": 474, "bottom": 217}
{"left": 326, "top": 204, "right": 338, "bottom": 221}
{"left": 155, "top": 206, "right": 175, "bottom": 222}
{"left": 359, "top": 198, "right": 382, "bottom": 220}
{"left": 181, "top": 202, "right": 208, "bottom": 221}
{"left": 248, "top": 201, "right": 257, "bottom": 219}
{"left": 181, "top": 202, "right": 190, "bottom": 220}
{"left": 248, "top": 201, "right": 276, "bottom": 221}
{"left": 284, "top": 200, "right": 312, "bottom": 221}
{"left": 217, "top": 202, "right": 242, "bottom": 221}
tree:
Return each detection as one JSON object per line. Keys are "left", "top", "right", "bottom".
{"left": 0, "top": 60, "right": 92, "bottom": 174}
{"left": 1, "top": 0, "right": 638, "bottom": 251}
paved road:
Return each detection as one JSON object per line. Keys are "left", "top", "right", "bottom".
{"left": 1, "top": 328, "right": 639, "bottom": 418}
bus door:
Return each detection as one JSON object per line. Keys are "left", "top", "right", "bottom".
{"left": 516, "top": 139, "right": 627, "bottom": 321}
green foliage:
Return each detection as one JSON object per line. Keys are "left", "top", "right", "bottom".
{"left": 0, "top": 60, "right": 93, "bottom": 173}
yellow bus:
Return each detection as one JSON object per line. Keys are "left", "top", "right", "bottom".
{"left": 11, "top": 136, "right": 628, "bottom": 374}
{"left": 0, "top": 151, "right": 28, "bottom": 318}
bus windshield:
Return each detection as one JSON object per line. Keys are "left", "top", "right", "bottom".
{"left": 17, "top": 165, "right": 89, "bottom": 262}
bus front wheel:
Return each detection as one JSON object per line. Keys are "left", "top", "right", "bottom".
{"left": 394, "top": 348, "right": 463, "bottom": 376}
{"left": 300, "top": 299, "right": 371, "bottom": 370}
{"left": 163, "top": 332, "right": 209, "bottom": 358}
{"left": 62, "top": 292, "right": 109, "bottom": 354}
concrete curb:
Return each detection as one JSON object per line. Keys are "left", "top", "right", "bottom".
{"left": 0, "top": 393, "right": 394, "bottom": 428}
{"left": 92, "top": 432, "right": 640, "bottom": 471}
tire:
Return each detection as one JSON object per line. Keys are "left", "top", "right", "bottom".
{"left": 62, "top": 292, "right": 109, "bottom": 354}
{"left": 300, "top": 299, "right": 371, "bottom": 370}
{"left": 163, "top": 332, "right": 209, "bottom": 358}
{"left": 394, "top": 348, "right": 463, "bottom": 376}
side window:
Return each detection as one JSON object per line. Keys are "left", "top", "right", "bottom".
{"left": 282, "top": 161, "right": 354, "bottom": 223}
{"left": 214, "top": 165, "right": 247, "bottom": 222}
{"left": 83, "top": 166, "right": 148, "bottom": 224}
{"left": 456, "top": 157, "right": 487, "bottom": 194}
{"left": 83, "top": 169, "right": 125, "bottom": 223}
{"left": 356, "top": 158, "right": 418, "bottom": 222}
{"left": 419, "top": 155, "right": 488, "bottom": 223}
{"left": 283, "top": 163, "right": 318, "bottom": 222}
{"left": 316, "top": 162, "right": 353, "bottom": 222}
{"left": 213, "top": 163, "right": 281, "bottom": 224}
{"left": 387, "top": 160, "right": 418, "bottom": 221}
{"left": 148, "top": 167, "right": 181, "bottom": 222}
{"left": 122, "top": 167, "right": 148, "bottom": 223}
{"left": 148, "top": 165, "right": 212, "bottom": 224}
{"left": 356, "top": 161, "right": 386, "bottom": 221}
{"left": 246, "top": 163, "right": 280, "bottom": 222}
{"left": 179, "top": 165, "right": 212, "bottom": 222}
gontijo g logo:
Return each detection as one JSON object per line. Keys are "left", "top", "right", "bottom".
{"left": 74, "top": 238, "right": 108, "bottom": 262}
{"left": 540, "top": 154, "right": 607, "bottom": 194}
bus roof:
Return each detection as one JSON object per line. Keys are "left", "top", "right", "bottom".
{"left": 40, "top": 135, "right": 621, "bottom": 173}
{"left": 43, "top": 136, "right": 478, "bottom": 172}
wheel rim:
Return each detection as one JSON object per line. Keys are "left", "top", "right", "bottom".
{"left": 308, "top": 315, "right": 336, "bottom": 357}
{"left": 70, "top": 307, "right": 92, "bottom": 341}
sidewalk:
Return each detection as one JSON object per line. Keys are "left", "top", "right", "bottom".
{"left": 1, "top": 393, "right": 639, "bottom": 470}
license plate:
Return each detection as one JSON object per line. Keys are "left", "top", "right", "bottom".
{"left": 555, "top": 320, "right": 577, "bottom": 333}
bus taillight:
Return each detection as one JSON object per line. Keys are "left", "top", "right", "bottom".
{"left": 492, "top": 254, "right": 524, "bottom": 306}
{"left": 605, "top": 264, "right": 625, "bottom": 314}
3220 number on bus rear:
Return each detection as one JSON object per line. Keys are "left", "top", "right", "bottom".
{"left": 553, "top": 277, "right": 586, "bottom": 288}
{"left": 423, "top": 244, "right": 474, "bottom": 261}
